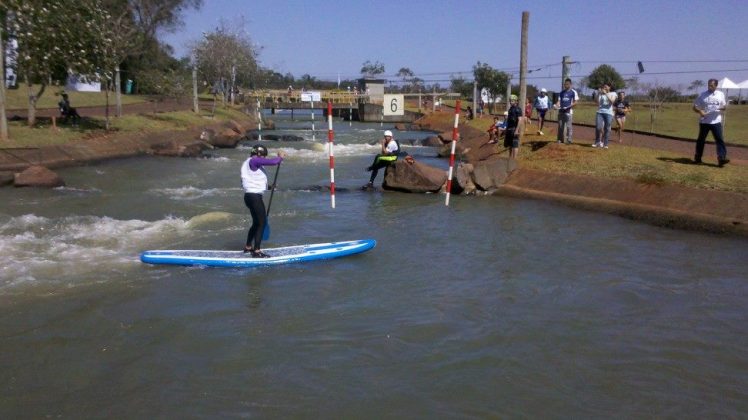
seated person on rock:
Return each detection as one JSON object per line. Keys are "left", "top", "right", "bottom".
{"left": 58, "top": 93, "right": 81, "bottom": 126}
{"left": 363, "top": 130, "right": 401, "bottom": 188}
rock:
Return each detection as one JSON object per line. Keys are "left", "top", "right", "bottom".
{"left": 199, "top": 128, "right": 216, "bottom": 142}
{"left": 228, "top": 120, "right": 245, "bottom": 135}
{"left": 280, "top": 134, "right": 304, "bottom": 142}
{"left": 454, "top": 163, "right": 476, "bottom": 194}
{"left": 1, "top": 171, "right": 15, "bottom": 186}
{"left": 471, "top": 158, "right": 518, "bottom": 190}
{"left": 421, "top": 135, "right": 444, "bottom": 147}
{"left": 151, "top": 140, "right": 211, "bottom": 157}
{"left": 211, "top": 133, "right": 241, "bottom": 148}
{"left": 437, "top": 141, "right": 468, "bottom": 158}
{"left": 14, "top": 165, "right": 65, "bottom": 188}
{"left": 263, "top": 119, "right": 276, "bottom": 130}
{"left": 394, "top": 123, "right": 406, "bottom": 131}
{"left": 383, "top": 159, "right": 447, "bottom": 193}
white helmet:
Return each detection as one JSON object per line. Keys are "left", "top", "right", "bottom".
{"left": 384, "top": 130, "right": 393, "bottom": 137}
{"left": 540, "top": 88, "right": 547, "bottom": 93}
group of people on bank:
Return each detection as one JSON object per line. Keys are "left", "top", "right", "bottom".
{"left": 240, "top": 77, "right": 729, "bottom": 258}
{"left": 486, "top": 77, "right": 728, "bottom": 167}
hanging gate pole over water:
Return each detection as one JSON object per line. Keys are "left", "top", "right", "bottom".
{"left": 327, "top": 101, "right": 336, "bottom": 208}
{"left": 445, "top": 100, "right": 462, "bottom": 206}
{"left": 311, "top": 99, "right": 316, "bottom": 142}
{"left": 256, "top": 98, "right": 262, "bottom": 141}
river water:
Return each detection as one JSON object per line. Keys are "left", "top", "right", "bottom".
{"left": 1, "top": 111, "right": 747, "bottom": 417}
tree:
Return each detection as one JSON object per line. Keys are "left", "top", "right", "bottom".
{"left": 191, "top": 18, "right": 261, "bottom": 105}
{"left": 360, "top": 60, "right": 385, "bottom": 77}
{"left": 396, "top": 67, "right": 415, "bottom": 92}
{"left": 688, "top": 79, "right": 705, "bottom": 92}
{"left": 450, "top": 75, "right": 472, "bottom": 99}
{"left": 4, "top": 0, "right": 111, "bottom": 126}
{"left": 473, "top": 62, "right": 509, "bottom": 113}
{"left": 129, "top": 0, "right": 203, "bottom": 40}
{"left": 586, "top": 64, "right": 626, "bottom": 91}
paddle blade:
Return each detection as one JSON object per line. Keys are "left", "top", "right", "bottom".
{"left": 262, "top": 221, "right": 270, "bottom": 241}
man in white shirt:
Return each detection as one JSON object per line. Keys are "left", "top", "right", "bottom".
{"left": 693, "top": 78, "right": 728, "bottom": 167}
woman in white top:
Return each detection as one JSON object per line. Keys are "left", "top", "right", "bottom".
{"left": 240, "top": 144, "right": 285, "bottom": 257}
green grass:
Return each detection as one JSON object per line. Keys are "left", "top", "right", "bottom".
{"left": 519, "top": 139, "right": 748, "bottom": 193}
{"left": 551, "top": 101, "right": 748, "bottom": 146}
{"left": 0, "top": 106, "right": 249, "bottom": 148}
{"left": 3, "top": 84, "right": 150, "bottom": 109}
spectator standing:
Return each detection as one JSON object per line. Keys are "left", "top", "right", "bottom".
{"left": 614, "top": 91, "right": 631, "bottom": 143}
{"left": 505, "top": 95, "right": 522, "bottom": 159}
{"left": 555, "top": 78, "right": 578, "bottom": 144}
{"left": 534, "top": 88, "right": 550, "bottom": 135}
{"left": 693, "top": 78, "right": 729, "bottom": 167}
{"left": 592, "top": 83, "right": 617, "bottom": 149}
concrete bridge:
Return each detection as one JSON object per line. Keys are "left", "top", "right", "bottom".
{"left": 244, "top": 89, "right": 456, "bottom": 123}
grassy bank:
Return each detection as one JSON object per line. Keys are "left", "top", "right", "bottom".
{"left": 441, "top": 112, "right": 748, "bottom": 194}
{"left": 0, "top": 106, "right": 251, "bottom": 148}
{"left": 518, "top": 139, "right": 747, "bottom": 193}
{"left": 3, "top": 84, "right": 150, "bottom": 109}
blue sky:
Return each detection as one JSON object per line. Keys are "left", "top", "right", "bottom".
{"left": 161, "top": 0, "right": 748, "bottom": 91}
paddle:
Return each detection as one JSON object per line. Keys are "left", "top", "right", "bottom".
{"left": 262, "top": 162, "right": 281, "bottom": 241}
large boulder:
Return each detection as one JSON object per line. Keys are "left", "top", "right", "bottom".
{"left": 421, "top": 135, "right": 446, "bottom": 147}
{"left": 454, "top": 163, "right": 476, "bottom": 194}
{"left": 471, "top": 158, "right": 518, "bottom": 190}
{"left": 383, "top": 159, "right": 447, "bottom": 193}
{"left": 14, "top": 165, "right": 65, "bottom": 188}
{"left": 201, "top": 128, "right": 241, "bottom": 148}
{"left": 151, "top": 140, "right": 212, "bottom": 157}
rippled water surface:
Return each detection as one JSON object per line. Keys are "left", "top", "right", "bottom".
{"left": 1, "top": 112, "right": 747, "bottom": 417}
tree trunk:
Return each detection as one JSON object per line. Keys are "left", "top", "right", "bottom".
{"left": 115, "top": 65, "right": 122, "bottom": 117}
{"left": 0, "top": 34, "right": 8, "bottom": 141}
{"left": 105, "top": 81, "right": 111, "bottom": 130}
{"left": 26, "top": 78, "right": 37, "bottom": 126}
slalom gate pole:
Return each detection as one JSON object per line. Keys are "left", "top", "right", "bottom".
{"left": 445, "top": 100, "right": 461, "bottom": 206}
{"left": 256, "top": 98, "right": 262, "bottom": 141}
{"left": 327, "top": 101, "right": 336, "bottom": 208}
{"left": 311, "top": 99, "right": 316, "bottom": 142}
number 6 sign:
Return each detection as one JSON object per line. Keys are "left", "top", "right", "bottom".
{"left": 383, "top": 94, "right": 404, "bottom": 116}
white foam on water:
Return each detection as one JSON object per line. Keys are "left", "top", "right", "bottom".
{"left": 0, "top": 213, "right": 237, "bottom": 290}
{"left": 148, "top": 186, "right": 238, "bottom": 201}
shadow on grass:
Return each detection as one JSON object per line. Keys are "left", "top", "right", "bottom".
{"left": 657, "top": 156, "right": 719, "bottom": 167}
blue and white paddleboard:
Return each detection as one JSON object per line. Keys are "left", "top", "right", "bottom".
{"left": 140, "top": 239, "right": 376, "bottom": 268}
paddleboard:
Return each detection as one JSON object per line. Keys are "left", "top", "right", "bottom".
{"left": 140, "top": 239, "right": 376, "bottom": 268}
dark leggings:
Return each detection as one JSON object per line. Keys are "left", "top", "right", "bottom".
{"left": 695, "top": 122, "right": 727, "bottom": 160}
{"left": 369, "top": 155, "right": 396, "bottom": 183}
{"left": 244, "top": 192, "right": 266, "bottom": 249}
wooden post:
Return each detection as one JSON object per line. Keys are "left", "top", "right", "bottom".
{"left": 519, "top": 11, "right": 529, "bottom": 118}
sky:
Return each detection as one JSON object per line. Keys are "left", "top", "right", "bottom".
{"left": 160, "top": 0, "right": 748, "bottom": 92}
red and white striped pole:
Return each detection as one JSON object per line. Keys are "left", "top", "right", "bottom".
{"left": 327, "top": 101, "right": 336, "bottom": 208}
{"left": 445, "top": 100, "right": 461, "bottom": 206}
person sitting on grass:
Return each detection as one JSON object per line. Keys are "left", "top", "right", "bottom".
{"left": 58, "top": 93, "right": 81, "bottom": 126}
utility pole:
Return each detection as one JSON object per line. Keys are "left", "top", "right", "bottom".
{"left": 519, "top": 11, "right": 529, "bottom": 117}
{"left": 473, "top": 80, "right": 478, "bottom": 118}
{"left": 561, "top": 56, "right": 571, "bottom": 90}
{"left": 506, "top": 75, "right": 512, "bottom": 113}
